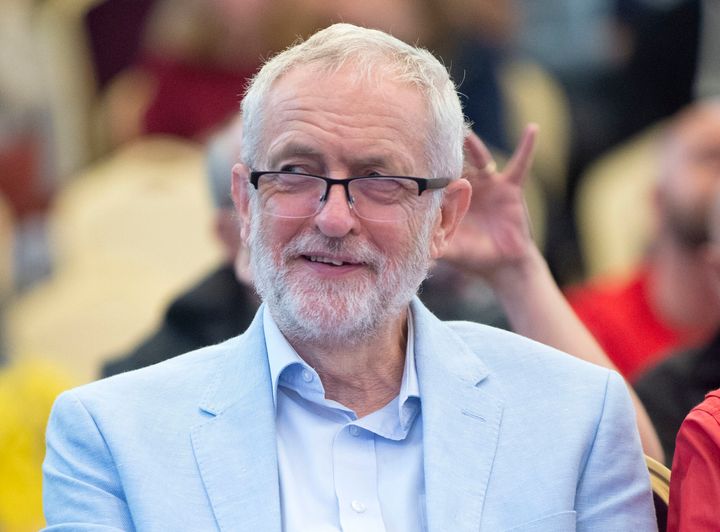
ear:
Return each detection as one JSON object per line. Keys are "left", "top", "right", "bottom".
{"left": 231, "top": 163, "right": 252, "bottom": 242}
{"left": 429, "top": 178, "right": 472, "bottom": 259}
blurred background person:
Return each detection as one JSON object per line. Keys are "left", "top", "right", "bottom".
{"left": 634, "top": 106, "right": 720, "bottom": 462}
{"left": 101, "top": 116, "right": 260, "bottom": 376}
{"left": 102, "top": 0, "right": 308, "bottom": 146}
{"left": 664, "top": 184, "right": 720, "bottom": 528}
{"left": 566, "top": 100, "right": 720, "bottom": 383}
{"left": 668, "top": 388, "right": 720, "bottom": 530}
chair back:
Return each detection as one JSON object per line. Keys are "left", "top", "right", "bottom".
{"left": 5, "top": 137, "right": 224, "bottom": 382}
{"left": 646, "top": 454, "right": 671, "bottom": 531}
{"left": 500, "top": 59, "right": 572, "bottom": 201}
{"left": 575, "top": 122, "right": 665, "bottom": 278}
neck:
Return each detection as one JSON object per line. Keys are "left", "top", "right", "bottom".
{"left": 287, "top": 309, "right": 409, "bottom": 418}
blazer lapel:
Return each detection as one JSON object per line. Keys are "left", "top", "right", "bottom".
{"left": 412, "top": 299, "right": 504, "bottom": 532}
{"left": 191, "top": 309, "right": 282, "bottom": 532}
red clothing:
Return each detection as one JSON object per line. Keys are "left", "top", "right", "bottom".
{"left": 566, "top": 267, "right": 695, "bottom": 381}
{"left": 668, "top": 390, "right": 720, "bottom": 531}
{"left": 140, "top": 54, "right": 257, "bottom": 140}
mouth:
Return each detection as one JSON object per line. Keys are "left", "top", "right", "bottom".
{"left": 302, "top": 254, "right": 364, "bottom": 267}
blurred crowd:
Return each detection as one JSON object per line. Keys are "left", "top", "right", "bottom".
{"left": 1, "top": 0, "right": 719, "bottom": 529}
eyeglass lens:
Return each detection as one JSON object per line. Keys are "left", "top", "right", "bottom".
{"left": 256, "top": 173, "right": 420, "bottom": 222}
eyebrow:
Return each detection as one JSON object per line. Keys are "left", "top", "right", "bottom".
{"left": 267, "top": 142, "right": 322, "bottom": 167}
{"left": 267, "top": 142, "right": 413, "bottom": 174}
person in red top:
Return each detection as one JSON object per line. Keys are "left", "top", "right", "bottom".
{"left": 668, "top": 389, "right": 720, "bottom": 531}
{"left": 566, "top": 266, "right": 695, "bottom": 381}
{"left": 567, "top": 101, "right": 720, "bottom": 382}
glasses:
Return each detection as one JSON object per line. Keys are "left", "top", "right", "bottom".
{"left": 249, "top": 171, "right": 450, "bottom": 222}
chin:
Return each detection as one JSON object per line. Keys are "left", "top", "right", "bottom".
{"left": 274, "top": 282, "right": 384, "bottom": 345}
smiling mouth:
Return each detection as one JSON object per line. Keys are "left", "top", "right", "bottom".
{"left": 304, "top": 255, "right": 362, "bottom": 267}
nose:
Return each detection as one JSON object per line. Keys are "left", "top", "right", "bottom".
{"left": 313, "top": 183, "right": 359, "bottom": 237}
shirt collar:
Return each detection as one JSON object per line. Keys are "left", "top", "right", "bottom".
{"left": 264, "top": 305, "right": 313, "bottom": 408}
{"left": 263, "top": 305, "right": 420, "bottom": 412}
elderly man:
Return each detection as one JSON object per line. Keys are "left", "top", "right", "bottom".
{"left": 43, "top": 24, "right": 655, "bottom": 530}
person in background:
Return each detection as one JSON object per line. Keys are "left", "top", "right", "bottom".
{"left": 665, "top": 185, "right": 720, "bottom": 529}
{"left": 43, "top": 24, "right": 655, "bottom": 529}
{"left": 567, "top": 99, "right": 720, "bottom": 383}
{"left": 101, "top": 117, "right": 259, "bottom": 377}
{"left": 668, "top": 388, "right": 720, "bottom": 530}
{"left": 634, "top": 117, "right": 720, "bottom": 461}
{"left": 102, "top": 0, "right": 317, "bottom": 146}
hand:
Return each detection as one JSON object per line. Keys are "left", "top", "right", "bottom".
{"left": 442, "top": 124, "right": 539, "bottom": 279}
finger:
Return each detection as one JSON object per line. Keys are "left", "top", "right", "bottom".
{"left": 464, "top": 130, "right": 495, "bottom": 172}
{"left": 504, "top": 123, "right": 539, "bottom": 186}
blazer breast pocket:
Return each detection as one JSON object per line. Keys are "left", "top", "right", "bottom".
{"left": 502, "top": 510, "right": 576, "bottom": 532}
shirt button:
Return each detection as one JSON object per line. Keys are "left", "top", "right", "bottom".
{"left": 349, "top": 425, "right": 360, "bottom": 437}
{"left": 351, "top": 500, "right": 366, "bottom": 513}
{"left": 301, "top": 369, "right": 313, "bottom": 383}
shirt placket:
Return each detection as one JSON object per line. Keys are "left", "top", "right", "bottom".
{"left": 333, "top": 424, "right": 386, "bottom": 532}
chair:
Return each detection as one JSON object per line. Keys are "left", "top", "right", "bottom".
{"left": 5, "top": 136, "right": 224, "bottom": 382}
{"left": 575, "top": 122, "right": 666, "bottom": 278}
{"left": 646, "top": 454, "right": 671, "bottom": 531}
{"left": 499, "top": 59, "right": 572, "bottom": 202}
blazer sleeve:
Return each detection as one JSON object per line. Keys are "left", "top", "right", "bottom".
{"left": 574, "top": 371, "right": 657, "bottom": 530}
{"left": 42, "top": 390, "right": 133, "bottom": 531}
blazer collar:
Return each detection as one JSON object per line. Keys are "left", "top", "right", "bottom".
{"left": 411, "top": 298, "right": 504, "bottom": 532}
{"left": 192, "top": 306, "right": 282, "bottom": 532}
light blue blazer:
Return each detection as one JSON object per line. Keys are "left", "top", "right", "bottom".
{"left": 43, "top": 298, "right": 656, "bottom": 531}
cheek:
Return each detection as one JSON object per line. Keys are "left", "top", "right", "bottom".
{"left": 266, "top": 218, "right": 301, "bottom": 246}
{"left": 368, "top": 214, "right": 430, "bottom": 260}
{"left": 252, "top": 213, "right": 305, "bottom": 258}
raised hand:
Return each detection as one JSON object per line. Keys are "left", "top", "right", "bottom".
{"left": 441, "top": 124, "right": 538, "bottom": 278}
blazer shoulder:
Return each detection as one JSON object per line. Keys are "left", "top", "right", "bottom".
{"left": 72, "top": 334, "right": 245, "bottom": 406}
{"left": 446, "top": 319, "right": 612, "bottom": 378}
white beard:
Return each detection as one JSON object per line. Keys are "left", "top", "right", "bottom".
{"left": 247, "top": 209, "right": 436, "bottom": 346}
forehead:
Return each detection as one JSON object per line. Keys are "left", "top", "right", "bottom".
{"left": 258, "top": 65, "right": 430, "bottom": 173}
{"left": 660, "top": 109, "right": 720, "bottom": 200}
{"left": 672, "top": 107, "right": 720, "bottom": 154}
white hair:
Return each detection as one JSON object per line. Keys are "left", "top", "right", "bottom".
{"left": 240, "top": 23, "right": 468, "bottom": 180}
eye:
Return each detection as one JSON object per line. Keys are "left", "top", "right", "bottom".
{"left": 280, "top": 164, "right": 306, "bottom": 174}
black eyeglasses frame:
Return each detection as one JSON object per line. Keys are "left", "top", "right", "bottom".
{"left": 248, "top": 171, "right": 450, "bottom": 202}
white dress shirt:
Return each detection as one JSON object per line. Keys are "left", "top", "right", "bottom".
{"left": 264, "top": 306, "right": 425, "bottom": 532}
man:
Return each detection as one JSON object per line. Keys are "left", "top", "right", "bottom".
{"left": 633, "top": 99, "right": 720, "bottom": 462}
{"left": 43, "top": 24, "right": 655, "bottom": 530}
{"left": 665, "top": 184, "right": 720, "bottom": 530}
{"left": 567, "top": 100, "right": 720, "bottom": 382}
{"left": 102, "top": 112, "right": 663, "bottom": 460}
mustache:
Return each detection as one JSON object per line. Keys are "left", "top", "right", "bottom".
{"left": 281, "top": 233, "right": 384, "bottom": 270}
